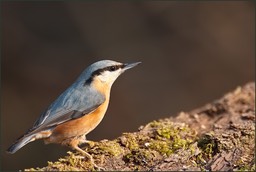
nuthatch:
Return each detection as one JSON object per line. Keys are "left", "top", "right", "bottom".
{"left": 7, "top": 60, "right": 140, "bottom": 169}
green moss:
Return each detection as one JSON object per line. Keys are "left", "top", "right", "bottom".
{"left": 149, "top": 139, "right": 173, "bottom": 156}
{"left": 197, "top": 134, "right": 216, "bottom": 159}
{"left": 50, "top": 151, "right": 93, "bottom": 171}
{"left": 157, "top": 127, "right": 172, "bottom": 139}
{"left": 236, "top": 163, "right": 255, "bottom": 172}
{"left": 121, "top": 120, "right": 198, "bottom": 165}
{"left": 25, "top": 151, "right": 95, "bottom": 171}
{"left": 235, "top": 156, "right": 255, "bottom": 172}
{"left": 95, "top": 140, "right": 124, "bottom": 156}
{"left": 197, "top": 133, "right": 219, "bottom": 159}
{"left": 124, "top": 149, "right": 155, "bottom": 165}
{"left": 122, "top": 133, "right": 140, "bottom": 150}
{"left": 149, "top": 120, "right": 196, "bottom": 155}
{"left": 149, "top": 120, "right": 163, "bottom": 128}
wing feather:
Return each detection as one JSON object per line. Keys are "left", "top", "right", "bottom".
{"left": 27, "top": 85, "right": 105, "bottom": 134}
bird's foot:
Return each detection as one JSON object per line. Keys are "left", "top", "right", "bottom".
{"left": 72, "top": 146, "right": 104, "bottom": 171}
{"left": 67, "top": 151, "right": 84, "bottom": 159}
{"left": 85, "top": 153, "right": 104, "bottom": 171}
{"left": 80, "top": 140, "right": 95, "bottom": 148}
{"left": 71, "top": 151, "right": 104, "bottom": 171}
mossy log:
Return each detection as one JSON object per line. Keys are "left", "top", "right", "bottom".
{"left": 26, "top": 82, "right": 255, "bottom": 171}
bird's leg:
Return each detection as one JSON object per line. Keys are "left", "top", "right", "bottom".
{"left": 69, "top": 138, "right": 104, "bottom": 171}
{"left": 79, "top": 135, "right": 95, "bottom": 147}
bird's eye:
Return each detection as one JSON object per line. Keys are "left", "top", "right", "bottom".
{"left": 109, "top": 66, "right": 117, "bottom": 71}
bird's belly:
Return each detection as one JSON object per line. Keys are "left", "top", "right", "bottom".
{"left": 45, "top": 101, "right": 108, "bottom": 144}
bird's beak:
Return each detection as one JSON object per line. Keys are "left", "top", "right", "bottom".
{"left": 123, "top": 62, "right": 141, "bottom": 71}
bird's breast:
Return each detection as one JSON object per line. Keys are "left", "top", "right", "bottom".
{"left": 46, "top": 98, "right": 110, "bottom": 144}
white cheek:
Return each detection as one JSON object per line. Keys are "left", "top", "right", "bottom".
{"left": 97, "top": 70, "right": 121, "bottom": 84}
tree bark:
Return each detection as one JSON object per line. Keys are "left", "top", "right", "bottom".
{"left": 26, "top": 82, "right": 255, "bottom": 171}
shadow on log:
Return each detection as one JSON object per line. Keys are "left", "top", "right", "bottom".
{"left": 26, "top": 82, "right": 255, "bottom": 171}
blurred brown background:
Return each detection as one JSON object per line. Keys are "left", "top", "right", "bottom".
{"left": 1, "top": 1, "right": 255, "bottom": 171}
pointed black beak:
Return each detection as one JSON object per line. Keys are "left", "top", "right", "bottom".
{"left": 123, "top": 62, "right": 141, "bottom": 71}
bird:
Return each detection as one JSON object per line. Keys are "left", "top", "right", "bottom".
{"left": 7, "top": 59, "right": 141, "bottom": 169}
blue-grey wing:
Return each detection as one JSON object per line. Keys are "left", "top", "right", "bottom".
{"left": 29, "top": 86, "right": 105, "bottom": 133}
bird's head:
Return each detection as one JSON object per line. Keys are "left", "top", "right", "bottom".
{"left": 80, "top": 60, "right": 141, "bottom": 88}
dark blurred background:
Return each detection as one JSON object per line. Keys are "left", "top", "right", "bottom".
{"left": 1, "top": 1, "right": 254, "bottom": 171}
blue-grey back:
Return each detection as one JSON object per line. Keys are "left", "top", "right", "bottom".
{"left": 31, "top": 80, "right": 105, "bottom": 132}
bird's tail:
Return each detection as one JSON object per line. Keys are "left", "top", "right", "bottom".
{"left": 7, "top": 134, "right": 35, "bottom": 154}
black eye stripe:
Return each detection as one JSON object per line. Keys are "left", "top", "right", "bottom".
{"left": 84, "top": 64, "right": 125, "bottom": 85}
{"left": 106, "top": 64, "right": 125, "bottom": 72}
{"left": 104, "top": 64, "right": 125, "bottom": 72}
